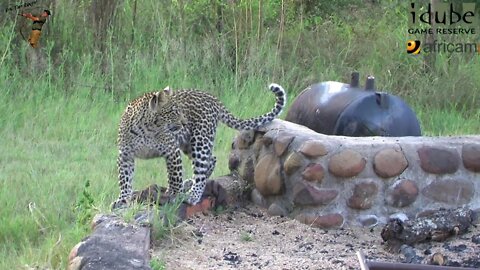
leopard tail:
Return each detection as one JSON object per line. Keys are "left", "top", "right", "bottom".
{"left": 219, "top": 83, "right": 286, "bottom": 130}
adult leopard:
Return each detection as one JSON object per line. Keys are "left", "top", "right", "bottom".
{"left": 112, "top": 84, "right": 286, "bottom": 208}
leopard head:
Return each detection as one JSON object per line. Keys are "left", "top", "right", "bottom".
{"left": 149, "top": 87, "right": 187, "bottom": 133}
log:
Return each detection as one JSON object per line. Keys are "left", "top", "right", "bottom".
{"left": 381, "top": 207, "right": 474, "bottom": 250}
{"left": 132, "top": 174, "right": 249, "bottom": 219}
{"left": 203, "top": 173, "right": 250, "bottom": 207}
{"left": 132, "top": 184, "right": 169, "bottom": 205}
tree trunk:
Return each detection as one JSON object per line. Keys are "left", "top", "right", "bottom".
{"left": 381, "top": 207, "right": 474, "bottom": 251}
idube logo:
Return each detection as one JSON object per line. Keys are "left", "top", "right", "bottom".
{"left": 408, "top": 2, "right": 476, "bottom": 35}
{"left": 407, "top": 2, "right": 478, "bottom": 55}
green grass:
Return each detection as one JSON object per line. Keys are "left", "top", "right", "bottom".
{"left": 415, "top": 106, "right": 480, "bottom": 136}
{"left": 0, "top": 79, "right": 280, "bottom": 269}
{"left": 1, "top": 78, "right": 478, "bottom": 269}
{"left": 240, "top": 232, "right": 254, "bottom": 242}
{"left": 0, "top": 92, "right": 117, "bottom": 268}
{"left": 150, "top": 258, "right": 167, "bottom": 270}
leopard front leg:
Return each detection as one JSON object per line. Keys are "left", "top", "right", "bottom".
{"left": 165, "top": 148, "right": 184, "bottom": 199}
{"left": 112, "top": 150, "right": 135, "bottom": 209}
{"left": 187, "top": 151, "right": 215, "bottom": 205}
{"left": 205, "top": 156, "right": 216, "bottom": 179}
{"left": 181, "top": 156, "right": 215, "bottom": 196}
{"left": 187, "top": 166, "right": 208, "bottom": 205}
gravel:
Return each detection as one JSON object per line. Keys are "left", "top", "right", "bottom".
{"left": 153, "top": 205, "right": 480, "bottom": 270}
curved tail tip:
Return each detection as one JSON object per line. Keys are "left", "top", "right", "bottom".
{"left": 268, "top": 83, "right": 284, "bottom": 92}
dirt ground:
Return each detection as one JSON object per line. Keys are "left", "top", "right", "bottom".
{"left": 153, "top": 205, "right": 480, "bottom": 270}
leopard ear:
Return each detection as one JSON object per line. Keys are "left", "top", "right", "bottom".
{"left": 157, "top": 90, "right": 170, "bottom": 103}
{"left": 149, "top": 91, "right": 168, "bottom": 112}
{"left": 149, "top": 92, "right": 159, "bottom": 112}
{"left": 163, "top": 86, "right": 174, "bottom": 98}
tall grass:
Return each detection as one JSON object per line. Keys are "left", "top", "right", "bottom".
{"left": 0, "top": 0, "right": 479, "bottom": 269}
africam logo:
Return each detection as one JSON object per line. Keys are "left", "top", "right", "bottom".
{"left": 407, "top": 40, "right": 421, "bottom": 54}
{"left": 5, "top": 0, "right": 51, "bottom": 48}
{"left": 407, "top": 2, "right": 479, "bottom": 55}
{"left": 407, "top": 39, "right": 480, "bottom": 54}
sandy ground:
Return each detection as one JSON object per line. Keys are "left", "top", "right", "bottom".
{"left": 153, "top": 205, "right": 480, "bottom": 270}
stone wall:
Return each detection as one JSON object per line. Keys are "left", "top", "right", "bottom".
{"left": 229, "top": 119, "right": 480, "bottom": 229}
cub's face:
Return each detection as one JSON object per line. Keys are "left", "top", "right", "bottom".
{"left": 148, "top": 87, "right": 187, "bottom": 136}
